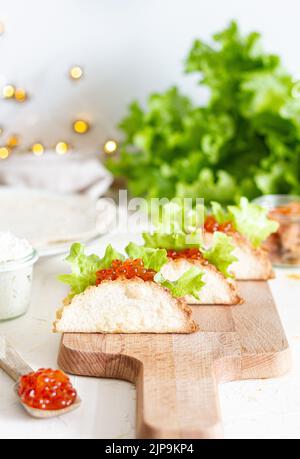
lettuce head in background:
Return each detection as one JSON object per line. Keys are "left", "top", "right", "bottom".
{"left": 107, "top": 21, "right": 300, "bottom": 204}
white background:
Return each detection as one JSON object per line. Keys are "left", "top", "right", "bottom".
{"left": 0, "top": 0, "right": 300, "bottom": 151}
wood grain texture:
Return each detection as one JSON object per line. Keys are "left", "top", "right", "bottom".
{"left": 58, "top": 282, "right": 291, "bottom": 439}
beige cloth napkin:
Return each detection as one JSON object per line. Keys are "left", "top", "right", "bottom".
{"left": 0, "top": 152, "right": 113, "bottom": 199}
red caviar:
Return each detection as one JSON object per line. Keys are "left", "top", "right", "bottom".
{"left": 269, "top": 202, "right": 300, "bottom": 218}
{"left": 18, "top": 368, "right": 77, "bottom": 411}
{"left": 204, "top": 215, "right": 235, "bottom": 234}
{"left": 96, "top": 258, "right": 156, "bottom": 284}
{"left": 167, "top": 248, "right": 206, "bottom": 261}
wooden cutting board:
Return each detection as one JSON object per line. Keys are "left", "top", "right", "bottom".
{"left": 58, "top": 281, "right": 291, "bottom": 439}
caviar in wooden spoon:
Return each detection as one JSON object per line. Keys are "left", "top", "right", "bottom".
{"left": 18, "top": 368, "right": 77, "bottom": 411}
{"left": 0, "top": 339, "right": 80, "bottom": 418}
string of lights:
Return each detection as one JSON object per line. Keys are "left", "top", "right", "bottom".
{"left": 0, "top": 21, "right": 118, "bottom": 160}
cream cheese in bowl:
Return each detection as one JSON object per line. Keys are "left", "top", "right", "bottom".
{"left": 0, "top": 232, "right": 39, "bottom": 321}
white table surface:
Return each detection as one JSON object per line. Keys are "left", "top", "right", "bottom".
{"left": 1, "top": 231, "right": 300, "bottom": 439}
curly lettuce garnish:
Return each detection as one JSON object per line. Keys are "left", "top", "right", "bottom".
{"left": 125, "top": 242, "right": 168, "bottom": 272}
{"left": 150, "top": 201, "right": 205, "bottom": 234}
{"left": 228, "top": 197, "right": 279, "bottom": 248}
{"left": 58, "top": 243, "right": 125, "bottom": 298}
{"left": 154, "top": 267, "right": 205, "bottom": 300}
{"left": 126, "top": 242, "right": 205, "bottom": 299}
{"left": 210, "top": 201, "right": 230, "bottom": 224}
{"left": 211, "top": 197, "right": 279, "bottom": 248}
{"left": 142, "top": 231, "right": 203, "bottom": 251}
{"left": 203, "top": 232, "right": 237, "bottom": 277}
{"left": 59, "top": 242, "right": 206, "bottom": 300}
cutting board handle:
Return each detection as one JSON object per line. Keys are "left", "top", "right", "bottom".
{"left": 136, "top": 356, "right": 223, "bottom": 439}
{"left": 58, "top": 335, "right": 224, "bottom": 439}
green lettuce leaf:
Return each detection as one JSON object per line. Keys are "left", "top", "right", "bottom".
{"left": 210, "top": 201, "right": 230, "bottom": 223}
{"left": 176, "top": 169, "right": 238, "bottom": 205}
{"left": 99, "top": 244, "right": 125, "bottom": 269}
{"left": 58, "top": 243, "right": 125, "bottom": 298}
{"left": 228, "top": 197, "right": 279, "bottom": 247}
{"left": 108, "top": 22, "right": 300, "bottom": 204}
{"left": 203, "top": 232, "right": 237, "bottom": 277}
{"left": 125, "top": 242, "right": 168, "bottom": 272}
{"left": 155, "top": 267, "right": 205, "bottom": 300}
{"left": 142, "top": 231, "right": 203, "bottom": 251}
{"left": 150, "top": 201, "right": 205, "bottom": 234}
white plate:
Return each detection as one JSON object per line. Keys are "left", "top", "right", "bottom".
{"left": 0, "top": 187, "right": 116, "bottom": 257}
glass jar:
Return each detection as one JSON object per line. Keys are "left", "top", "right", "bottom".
{"left": 0, "top": 249, "right": 39, "bottom": 321}
{"left": 254, "top": 195, "right": 300, "bottom": 267}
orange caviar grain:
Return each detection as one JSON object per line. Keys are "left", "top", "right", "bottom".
{"left": 167, "top": 248, "right": 206, "bottom": 261}
{"left": 204, "top": 216, "right": 235, "bottom": 234}
{"left": 96, "top": 258, "right": 156, "bottom": 284}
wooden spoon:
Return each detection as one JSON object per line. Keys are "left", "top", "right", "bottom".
{"left": 0, "top": 337, "right": 81, "bottom": 418}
